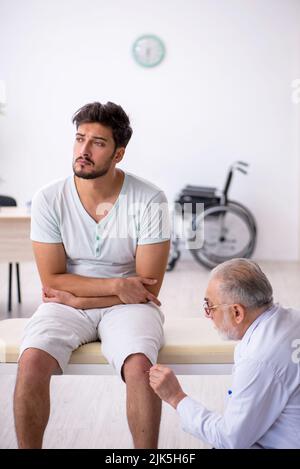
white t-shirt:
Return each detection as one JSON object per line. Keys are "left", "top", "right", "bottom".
{"left": 30, "top": 172, "right": 170, "bottom": 278}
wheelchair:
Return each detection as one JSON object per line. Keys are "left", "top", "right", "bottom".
{"left": 167, "top": 161, "right": 257, "bottom": 271}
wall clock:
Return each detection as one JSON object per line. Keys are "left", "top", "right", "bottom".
{"left": 132, "top": 35, "right": 166, "bottom": 68}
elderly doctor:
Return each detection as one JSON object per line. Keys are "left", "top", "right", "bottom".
{"left": 149, "top": 258, "right": 300, "bottom": 449}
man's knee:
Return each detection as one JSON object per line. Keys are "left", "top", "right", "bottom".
{"left": 122, "top": 353, "right": 152, "bottom": 382}
{"left": 18, "top": 348, "right": 60, "bottom": 379}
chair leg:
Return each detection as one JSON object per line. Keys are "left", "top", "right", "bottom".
{"left": 16, "top": 263, "right": 21, "bottom": 303}
{"left": 8, "top": 263, "right": 12, "bottom": 312}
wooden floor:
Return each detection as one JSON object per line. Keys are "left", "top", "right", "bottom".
{"left": 0, "top": 257, "right": 300, "bottom": 448}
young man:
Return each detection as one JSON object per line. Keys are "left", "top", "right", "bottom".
{"left": 149, "top": 259, "right": 300, "bottom": 449}
{"left": 14, "top": 101, "right": 170, "bottom": 449}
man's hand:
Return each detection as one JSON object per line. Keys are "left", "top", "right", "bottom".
{"left": 115, "top": 277, "right": 161, "bottom": 306}
{"left": 42, "top": 277, "right": 162, "bottom": 310}
{"left": 149, "top": 364, "right": 187, "bottom": 409}
{"left": 42, "top": 286, "right": 79, "bottom": 308}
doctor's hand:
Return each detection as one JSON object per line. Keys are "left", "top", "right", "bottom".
{"left": 42, "top": 286, "right": 78, "bottom": 308}
{"left": 149, "top": 364, "right": 187, "bottom": 409}
{"left": 115, "top": 277, "right": 161, "bottom": 306}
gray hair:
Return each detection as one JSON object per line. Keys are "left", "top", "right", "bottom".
{"left": 210, "top": 258, "right": 273, "bottom": 310}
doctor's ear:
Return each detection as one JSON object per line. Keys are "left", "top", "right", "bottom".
{"left": 232, "top": 304, "right": 246, "bottom": 324}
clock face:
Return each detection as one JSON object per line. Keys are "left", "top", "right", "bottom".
{"left": 132, "top": 35, "right": 166, "bottom": 68}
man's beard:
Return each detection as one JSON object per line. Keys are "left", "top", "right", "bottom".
{"left": 73, "top": 155, "right": 114, "bottom": 180}
{"left": 216, "top": 313, "right": 240, "bottom": 341}
{"left": 217, "top": 329, "right": 237, "bottom": 341}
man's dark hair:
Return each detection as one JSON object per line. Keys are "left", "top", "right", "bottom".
{"left": 72, "top": 101, "right": 133, "bottom": 148}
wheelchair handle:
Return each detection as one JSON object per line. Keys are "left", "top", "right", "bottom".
{"left": 223, "top": 161, "right": 249, "bottom": 201}
{"left": 236, "top": 167, "right": 248, "bottom": 175}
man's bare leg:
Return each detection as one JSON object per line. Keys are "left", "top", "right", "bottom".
{"left": 14, "top": 348, "right": 60, "bottom": 449}
{"left": 123, "top": 353, "right": 161, "bottom": 449}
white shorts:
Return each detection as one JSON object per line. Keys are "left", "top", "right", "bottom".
{"left": 19, "top": 302, "right": 165, "bottom": 378}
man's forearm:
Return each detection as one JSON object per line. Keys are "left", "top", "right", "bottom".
{"left": 73, "top": 295, "right": 123, "bottom": 309}
{"left": 47, "top": 273, "right": 121, "bottom": 298}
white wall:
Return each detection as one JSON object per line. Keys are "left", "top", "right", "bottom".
{"left": 0, "top": 0, "right": 299, "bottom": 260}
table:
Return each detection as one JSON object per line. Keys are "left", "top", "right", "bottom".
{"left": 0, "top": 207, "right": 33, "bottom": 262}
{"left": 0, "top": 207, "right": 33, "bottom": 311}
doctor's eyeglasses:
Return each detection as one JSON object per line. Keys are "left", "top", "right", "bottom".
{"left": 203, "top": 300, "right": 232, "bottom": 318}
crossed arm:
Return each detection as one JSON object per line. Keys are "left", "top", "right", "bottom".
{"left": 32, "top": 240, "right": 170, "bottom": 309}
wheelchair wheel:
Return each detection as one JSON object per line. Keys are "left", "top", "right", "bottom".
{"left": 188, "top": 201, "right": 257, "bottom": 269}
{"left": 167, "top": 238, "right": 181, "bottom": 271}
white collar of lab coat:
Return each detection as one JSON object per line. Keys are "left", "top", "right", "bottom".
{"left": 234, "top": 303, "right": 279, "bottom": 362}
